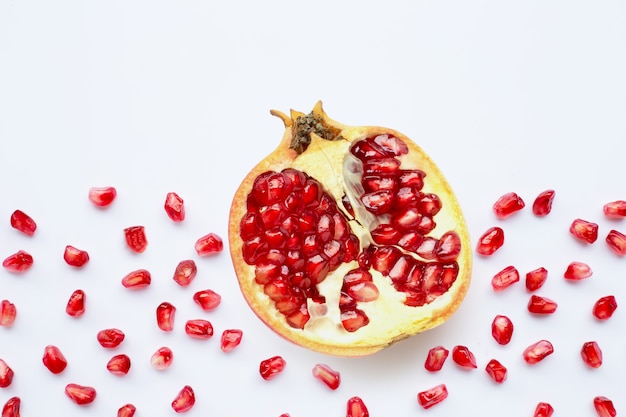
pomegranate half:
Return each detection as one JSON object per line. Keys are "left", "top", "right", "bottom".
{"left": 228, "top": 102, "right": 471, "bottom": 356}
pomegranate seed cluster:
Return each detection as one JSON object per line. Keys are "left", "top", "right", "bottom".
{"left": 238, "top": 134, "right": 463, "bottom": 333}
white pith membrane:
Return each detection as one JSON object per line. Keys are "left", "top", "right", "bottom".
{"left": 230, "top": 104, "right": 471, "bottom": 356}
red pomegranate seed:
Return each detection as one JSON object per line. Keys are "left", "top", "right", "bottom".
{"left": 523, "top": 340, "right": 554, "bottom": 365}
{"left": 2, "top": 250, "right": 33, "bottom": 273}
{"left": 491, "top": 265, "right": 520, "bottom": 292}
{"left": 581, "top": 341, "right": 603, "bottom": 368}
{"left": 0, "top": 359, "right": 14, "bottom": 388}
{"left": 493, "top": 192, "right": 525, "bottom": 219}
{"left": 491, "top": 314, "right": 514, "bottom": 345}
{"left": 603, "top": 200, "right": 626, "bottom": 218}
{"left": 171, "top": 385, "right": 195, "bottom": 413}
{"left": 66, "top": 289, "right": 86, "bottom": 317}
{"left": 156, "top": 302, "right": 176, "bottom": 332}
{"left": 452, "top": 345, "right": 477, "bottom": 369}
{"left": 118, "top": 403, "right": 136, "bottom": 417}
{"left": 417, "top": 384, "right": 448, "bottom": 410}
{"left": 89, "top": 186, "right": 117, "bottom": 207}
{"left": 475, "top": 226, "right": 505, "bottom": 256}
{"left": 0, "top": 300, "right": 17, "bottom": 327}
{"left": 260, "top": 356, "right": 286, "bottom": 380}
{"left": 424, "top": 346, "right": 449, "bottom": 371}
{"left": 533, "top": 402, "right": 554, "bottom": 417}
{"left": 107, "top": 354, "right": 131, "bottom": 375}
{"left": 164, "top": 192, "right": 185, "bottom": 222}
{"left": 65, "top": 383, "right": 96, "bottom": 405}
{"left": 124, "top": 226, "right": 148, "bottom": 253}
{"left": 564, "top": 261, "right": 592, "bottom": 280}
{"left": 570, "top": 218, "right": 599, "bottom": 244}
{"left": 526, "top": 266, "right": 548, "bottom": 292}
{"left": 346, "top": 396, "right": 369, "bottom": 417}
{"left": 528, "top": 295, "right": 558, "bottom": 314}
{"left": 594, "top": 396, "right": 617, "bottom": 417}
{"left": 485, "top": 358, "right": 507, "bottom": 383}
{"left": 194, "top": 232, "right": 224, "bottom": 256}
{"left": 184, "top": 319, "right": 214, "bottom": 339}
{"left": 63, "top": 245, "right": 90, "bottom": 267}
{"left": 606, "top": 229, "right": 626, "bottom": 256}
{"left": 193, "top": 289, "right": 221, "bottom": 311}
{"left": 532, "top": 189, "right": 555, "bottom": 216}
{"left": 10, "top": 210, "right": 37, "bottom": 236}
{"left": 312, "top": 363, "right": 340, "bottom": 390}
{"left": 220, "top": 329, "right": 243, "bottom": 352}
{"left": 2, "top": 397, "right": 20, "bottom": 417}
{"left": 279, "top": 414, "right": 290, "bottom": 417}
{"left": 97, "top": 328, "right": 125, "bottom": 348}
{"left": 42, "top": 345, "right": 67, "bottom": 374}
{"left": 121, "top": 269, "right": 151, "bottom": 289}
{"left": 151, "top": 347, "right": 174, "bottom": 370}
{"left": 593, "top": 295, "right": 618, "bottom": 320}
{"left": 173, "top": 260, "right": 197, "bottom": 286}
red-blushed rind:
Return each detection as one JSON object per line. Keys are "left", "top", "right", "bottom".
{"left": 228, "top": 102, "right": 472, "bottom": 357}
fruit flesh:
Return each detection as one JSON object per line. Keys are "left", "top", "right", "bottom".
{"left": 229, "top": 102, "right": 471, "bottom": 356}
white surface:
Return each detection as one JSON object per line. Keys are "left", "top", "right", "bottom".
{"left": 1, "top": 1, "right": 626, "bottom": 416}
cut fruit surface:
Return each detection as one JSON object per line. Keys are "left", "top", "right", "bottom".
{"left": 228, "top": 102, "right": 472, "bottom": 356}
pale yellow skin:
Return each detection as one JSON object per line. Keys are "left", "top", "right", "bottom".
{"left": 228, "top": 102, "right": 472, "bottom": 357}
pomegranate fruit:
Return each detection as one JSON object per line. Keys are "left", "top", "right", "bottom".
{"left": 228, "top": 102, "right": 471, "bottom": 356}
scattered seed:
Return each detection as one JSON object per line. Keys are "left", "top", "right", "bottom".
{"left": 164, "top": 192, "right": 185, "bottom": 222}
{"left": 10, "top": 209, "right": 37, "bottom": 236}
{"left": 491, "top": 265, "right": 520, "bottom": 292}
{"left": 593, "top": 295, "right": 618, "bottom": 320}
{"left": 184, "top": 319, "right": 214, "bottom": 339}
{"left": 151, "top": 346, "right": 174, "bottom": 370}
{"left": 476, "top": 226, "right": 505, "bottom": 256}
{"left": 89, "top": 186, "right": 117, "bottom": 207}
{"left": 171, "top": 385, "right": 195, "bottom": 413}
{"left": 65, "top": 383, "right": 97, "bottom": 405}
{"left": 0, "top": 300, "right": 17, "bottom": 327}
{"left": 563, "top": 261, "right": 592, "bottom": 281}
{"left": 312, "top": 363, "right": 341, "bottom": 390}
{"left": 107, "top": 354, "right": 131, "bottom": 376}
{"left": 606, "top": 229, "right": 626, "bottom": 256}
{"left": 259, "top": 355, "right": 286, "bottom": 380}
{"left": 121, "top": 269, "right": 152, "bottom": 289}
{"left": 525, "top": 267, "right": 548, "bottom": 292}
{"left": 42, "top": 345, "right": 68, "bottom": 374}
{"left": 220, "top": 329, "right": 243, "bottom": 352}
{"left": 532, "top": 190, "right": 555, "bottom": 216}
{"left": 417, "top": 384, "right": 448, "bottom": 409}
{"left": 424, "top": 345, "right": 449, "bottom": 372}
{"left": 117, "top": 403, "right": 137, "bottom": 417}
{"left": 485, "top": 359, "right": 507, "bottom": 383}
{"left": 533, "top": 402, "right": 554, "bottom": 417}
{"left": 156, "top": 302, "right": 176, "bottom": 332}
{"left": 581, "top": 341, "right": 603, "bottom": 368}
{"left": 97, "top": 328, "right": 125, "bottom": 348}
{"left": 193, "top": 289, "right": 221, "bottom": 311}
{"left": 124, "top": 225, "right": 148, "bottom": 253}
{"left": 1, "top": 397, "right": 20, "bottom": 417}
{"left": 173, "top": 259, "right": 197, "bottom": 286}
{"left": 603, "top": 200, "right": 626, "bottom": 218}
{"left": 195, "top": 232, "right": 224, "bottom": 256}
{"left": 63, "top": 245, "right": 90, "bottom": 267}
{"left": 491, "top": 315, "right": 514, "bottom": 345}
{"left": 523, "top": 340, "right": 554, "bottom": 365}
{"left": 593, "top": 396, "right": 617, "bottom": 417}
{"left": 569, "top": 219, "right": 599, "bottom": 244}
{"left": 451, "top": 345, "right": 477, "bottom": 369}
{"left": 66, "top": 289, "right": 86, "bottom": 317}
{"left": 2, "top": 250, "right": 34, "bottom": 272}
{"left": 528, "top": 295, "right": 558, "bottom": 315}
{"left": 346, "top": 396, "right": 370, "bottom": 417}
{"left": 493, "top": 192, "right": 525, "bottom": 219}
{"left": 0, "top": 359, "right": 14, "bottom": 388}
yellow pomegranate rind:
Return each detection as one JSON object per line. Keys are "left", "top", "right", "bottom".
{"left": 229, "top": 102, "right": 472, "bottom": 357}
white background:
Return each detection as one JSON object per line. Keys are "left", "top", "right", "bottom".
{"left": 1, "top": 1, "right": 625, "bottom": 416}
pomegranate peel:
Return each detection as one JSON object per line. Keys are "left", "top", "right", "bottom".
{"left": 228, "top": 102, "right": 471, "bottom": 356}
